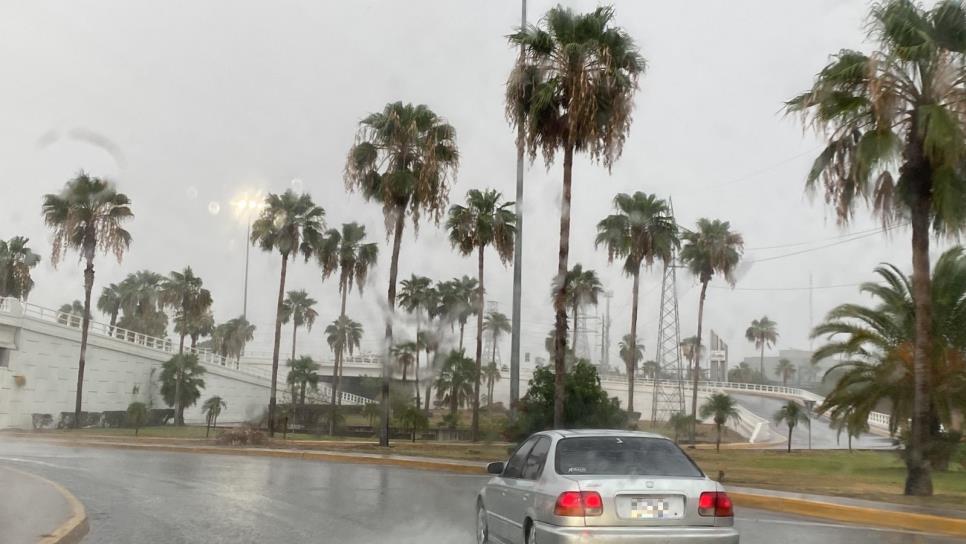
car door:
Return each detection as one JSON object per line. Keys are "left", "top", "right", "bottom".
{"left": 502, "top": 436, "right": 551, "bottom": 543}
{"left": 488, "top": 437, "right": 537, "bottom": 543}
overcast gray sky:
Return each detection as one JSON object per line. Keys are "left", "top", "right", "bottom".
{"left": 0, "top": 1, "right": 951, "bottom": 368}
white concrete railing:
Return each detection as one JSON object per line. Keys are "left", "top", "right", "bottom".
{"left": 0, "top": 297, "right": 374, "bottom": 406}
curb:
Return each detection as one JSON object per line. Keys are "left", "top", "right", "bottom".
{"left": 1, "top": 466, "right": 89, "bottom": 544}
{"left": 10, "top": 435, "right": 966, "bottom": 538}
{"left": 729, "top": 491, "right": 966, "bottom": 538}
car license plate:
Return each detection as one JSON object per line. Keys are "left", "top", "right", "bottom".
{"left": 620, "top": 495, "right": 685, "bottom": 520}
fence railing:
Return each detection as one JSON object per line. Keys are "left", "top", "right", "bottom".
{"left": 0, "top": 297, "right": 374, "bottom": 406}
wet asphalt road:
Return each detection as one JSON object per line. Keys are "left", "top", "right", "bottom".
{"left": 0, "top": 438, "right": 957, "bottom": 544}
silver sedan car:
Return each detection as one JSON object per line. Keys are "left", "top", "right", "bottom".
{"left": 477, "top": 430, "right": 739, "bottom": 544}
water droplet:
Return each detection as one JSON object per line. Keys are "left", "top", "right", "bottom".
{"left": 186, "top": 186, "right": 199, "bottom": 200}
{"left": 290, "top": 178, "right": 304, "bottom": 192}
{"left": 208, "top": 201, "right": 221, "bottom": 215}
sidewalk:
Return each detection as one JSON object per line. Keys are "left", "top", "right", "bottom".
{"left": 0, "top": 466, "right": 88, "bottom": 544}
{"left": 728, "top": 485, "right": 966, "bottom": 521}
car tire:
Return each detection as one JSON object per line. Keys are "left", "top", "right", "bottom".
{"left": 476, "top": 504, "right": 489, "bottom": 544}
{"left": 526, "top": 520, "right": 537, "bottom": 544}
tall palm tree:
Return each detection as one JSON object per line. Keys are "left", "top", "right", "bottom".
{"left": 618, "top": 334, "right": 644, "bottom": 379}
{"left": 641, "top": 360, "right": 661, "bottom": 380}
{"left": 250, "top": 190, "right": 325, "bottom": 436}
{"left": 324, "top": 316, "right": 363, "bottom": 435}
{"left": 559, "top": 264, "right": 605, "bottom": 352}
{"left": 160, "top": 266, "right": 212, "bottom": 425}
{"left": 699, "top": 393, "right": 742, "bottom": 452}
{"left": 785, "top": 0, "right": 966, "bottom": 495}
{"left": 774, "top": 401, "right": 810, "bottom": 453}
{"left": 596, "top": 192, "right": 677, "bottom": 413}
{"left": 117, "top": 271, "right": 168, "bottom": 337}
{"left": 393, "top": 341, "right": 417, "bottom": 382}
{"left": 160, "top": 354, "right": 206, "bottom": 425}
{"left": 483, "top": 311, "right": 512, "bottom": 367}
{"left": 286, "top": 356, "right": 320, "bottom": 406}
{"left": 434, "top": 350, "right": 477, "bottom": 425}
{"left": 398, "top": 274, "right": 434, "bottom": 408}
{"left": 813, "top": 247, "right": 966, "bottom": 462}
{"left": 419, "top": 327, "right": 442, "bottom": 413}
{"left": 345, "top": 101, "right": 459, "bottom": 447}
{"left": 438, "top": 276, "right": 480, "bottom": 350}
{"left": 508, "top": 6, "right": 645, "bottom": 430}
{"left": 0, "top": 236, "right": 41, "bottom": 300}
{"left": 212, "top": 316, "right": 255, "bottom": 362}
{"left": 482, "top": 361, "right": 501, "bottom": 409}
{"left": 42, "top": 172, "right": 133, "bottom": 427}
{"left": 96, "top": 283, "right": 123, "bottom": 331}
{"left": 680, "top": 218, "right": 743, "bottom": 443}
{"left": 281, "top": 289, "right": 318, "bottom": 362}
{"left": 446, "top": 188, "right": 516, "bottom": 441}
{"left": 775, "top": 358, "right": 796, "bottom": 387}
{"left": 745, "top": 316, "right": 779, "bottom": 378}
{"left": 202, "top": 396, "right": 227, "bottom": 438}
{"left": 318, "top": 222, "right": 378, "bottom": 423}
{"left": 183, "top": 310, "right": 215, "bottom": 350}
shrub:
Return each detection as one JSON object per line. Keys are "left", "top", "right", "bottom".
{"left": 147, "top": 409, "right": 175, "bottom": 426}
{"left": 58, "top": 412, "right": 102, "bottom": 429}
{"left": 101, "top": 411, "right": 127, "bottom": 428}
{"left": 127, "top": 402, "right": 148, "bottom": 436}
{"left": 216, "top": 426, "right": 267, "bottom": 446}
{"left": 31, "top": 413, "right": 53, "bottom": 430}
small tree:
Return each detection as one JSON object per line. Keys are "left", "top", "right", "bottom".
{"left": 668, "top": 412, "right": 694, "bottom": 444}
{"left": 127, "top": 401, "right": 148, "bottom": 436}
{"left": 203, "top": 396, "right": 227, "bottom": 438}
{"left": 699, "top": 393, "right": 741, "bottom": 452}
{"left": 396, "top": 405, "right": 429, "bottom": 443}
{"left": 362, "top": 402, "right": 380, "bottom": 427}
{"left": 774, "top": 401, "right": 810, "bottom": 453}
{"left": 160, "top": 354, "right": 207, "bottom": 424}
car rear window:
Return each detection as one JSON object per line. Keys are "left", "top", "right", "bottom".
{"left": 555, "top": 437, "right": 703, "bottom": 477}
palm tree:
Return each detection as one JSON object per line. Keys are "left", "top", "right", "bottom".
{"left": 285, "top": 356, "right": 320, "bottom": 406}
{"left": 281, "top": 289, "right": 318, "bottom": 362}
{"left": 596, "top": 192, "right": 677, "bottom": 413}
{"left": 745, "top": 316, "right": 779, "bottom": 379}
{"left": 184, "top": 310, "right": 215, "bottom": 350}
{"left": 785, "top": 0, "right": 966, "bottom": 495}
{"left": 813, "top": 247, "right": 966, "bottom": 462}
{"left": 345, "top": 101, "right": 459, "bottom": 447}
{"left": 117, "top": 271, "right": 168, "bottom": 337}
{"left": 318, "top": 222, "right": 378, "bottom": 422}
{"left": 680, "top": 218, "right": 743, "bottom": 443}
{"left": 775, "top": 358, "right": 796, "bottom": 387}
{"left": 434, "top": 350, "right": 477, "bottom": 425}
{"left": 42, "top": 172, "right": 133, "bottom": 427}
{"left": 508, "top": 6, "right": 646, "bottom": 430}
{"left": 324, "top": 316, "right": 363, "bottom": 434}
{"left": 362, "top": 402, "right": 380, "bottom": 427}
{"left": 558, "top": 264, "right": 605, "bottom": 352}
{"left": 774, "top": 401, "right": 810, "bottom": 453}
{"left": 482, "top": 361, "right": 501, "bottom": 409}
{"left": 58, "top": 300, "right": 87, "bottom": 327}
{"left": 483, "top": 311, "right": 512, "bottom": 367}
{"left": 398, "top": 274, "right": 434, "bottom": 408}
{"left": 211, "top": 317, "right": 255, "bottom": 362}
{"left": 446, "top": 188, "right": 516, "bottom": 441}
{"left": 160, "top": 267, "right": 212, "bottom": 425}
{"left": 160, "top": 354, "right": 206, "bottom": 425}
{"left": 641, "top": 361, "right": 661, "bottom": 380}
{"left": 393, "top": 341, "right": 417, "bottom": 382}
{"left": 96, "top": 283, "right": 123, "bottom": 332}
{"left": 439, "top": 276, "right": 480, "bottom": 350}
{"left": 0, "top": 236, "right": 41, "bottom": 300}
{"left": 250, "top": 190, "right": 325, "bottom": 436}
{"left": 618, "top": 334, "right": 644, "bottom": 380}
{"left": 419, "top": 327, "right": 442, "bottom": 413}
{"left": 202, "top": 396, "right": 226, "bottom": 437}
{"left": 680, "top": 336, "right": 704, "bottom": 380}
{"left": 699, "top": 393, "right": 742, "bottom": 453}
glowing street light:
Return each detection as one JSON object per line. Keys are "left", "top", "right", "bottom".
{"left": 231, "top": 190, "right": 265, "bottom": 319}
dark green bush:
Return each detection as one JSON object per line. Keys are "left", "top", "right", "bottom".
{"left": 32, "top": 413, "right": 53, "bottom": 429}
{"left": 101, "top": 411, "right": 127, "bottom": 428}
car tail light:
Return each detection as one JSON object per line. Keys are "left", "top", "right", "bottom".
{"left": 698, "top": 492, "right": 734, "bottom": 517}
{"left": 554, "top": 491, "right": 604, "bottom": 517}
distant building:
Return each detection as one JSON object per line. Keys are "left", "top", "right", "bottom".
{"left": 708, "top": 331, "right": 728, "bottom": 381}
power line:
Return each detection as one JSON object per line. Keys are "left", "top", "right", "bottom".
{"left": 744, "top": 226, "right": 903, "bottom": 264}
{"left": 745, "top": 224, "right": 899, "bottom": 251}
{"left": 711, "top": 282, "right": 861, "bottom": 292}
{"left": 704, "top": 146, "right": 823, "bottom": 189}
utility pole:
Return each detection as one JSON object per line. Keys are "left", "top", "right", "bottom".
{"left": 509, "top": 0, "right": 527, "bottom": 422}
{"left": 601, "top": 290, "right": 613, "bottom": 369}
{"left": 808, "top": 273, "right": 814, "bottom": 351}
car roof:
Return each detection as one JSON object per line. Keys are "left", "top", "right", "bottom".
{"left": 537, "top": 429, "right": 670, "bottom": 440}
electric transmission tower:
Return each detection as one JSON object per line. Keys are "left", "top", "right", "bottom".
{"left": 650, "top": 202, "right": 686, "bottom": 423}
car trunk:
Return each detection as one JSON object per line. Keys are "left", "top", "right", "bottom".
{"left": 564, "top": 475, "right": 716, "bottom": 527}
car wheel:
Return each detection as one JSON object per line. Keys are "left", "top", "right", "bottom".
{"left": 526, "top": 520, "right": 537, "bottom": 544}
{"left": 476, "top": 504, "right": 489, "bottom": 544}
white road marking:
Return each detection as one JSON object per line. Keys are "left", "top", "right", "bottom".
{"left": 736, "top": 516, "right": 935, "bottom": 536}
{"left": 0, "top": 456, "right": 74, "bottom": 470}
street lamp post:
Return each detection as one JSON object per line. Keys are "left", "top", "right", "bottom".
{"left": 233, "top": 193, "right": 264, "bottom": 320}
{"left": 509, "top": 0, "right": 527, "bottom": 422}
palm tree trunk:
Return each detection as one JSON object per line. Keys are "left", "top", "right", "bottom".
{"left": 300, "top": 382, "right": 306, "bottom": 405}
{"left": 689, "top": 280, "right": 709, "bottom": 444}
{"left": 459, "top": 322, "right": 465, "bottom": 352}
{"left": 424, "top": 349, "right": 434, "bottom": 414}
{"left": 175, "top": 331, "right": 187, "bottom": 426}
{"left": 491, "top": 331, "right": 498, "bottom": 365}
{"left": 571, "top": 301, "right": 579, "bottom": 351}
{"left": 759, "top": 344, "right": 765, "bottom": 382}
{"left": 402, "top": 364, "right": 408, "bottom": 382}
{"left": 414, "top": 315, "right": 421, "bottom": 409}
{"left": 552, "top": 142, "right": 575, "bottom": 430}
{"left": 716, "top": 424, "right": 721, "bottom": 453}
{"left": 629, "top": 268, "right": 640, "bottom": 416}
{"left": 268, "top": 253, "right": 289, "bottom": 437}
{"left": 74, "top": 257, "right": 95, "bottom": 429}
{"left": 291, "top": 324, "right": 298, "bottom": 363}
{"left": 905, "top": 195, "right": 933, "bottom": 496}
{"left": 787, "top": 426, "right": 793, "bottom": 453}
{"left": 471, "top": 246, "right": 485, "bottom": 442}
{"left": 381, "top": 211, "right": 405, "bottom": 447}
{"left": 329, "top": 283, "right": 349, "bottom": 436}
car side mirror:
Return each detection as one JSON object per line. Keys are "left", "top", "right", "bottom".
{"left": 486, "top": 462, "right": 505, "bottom": 475}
